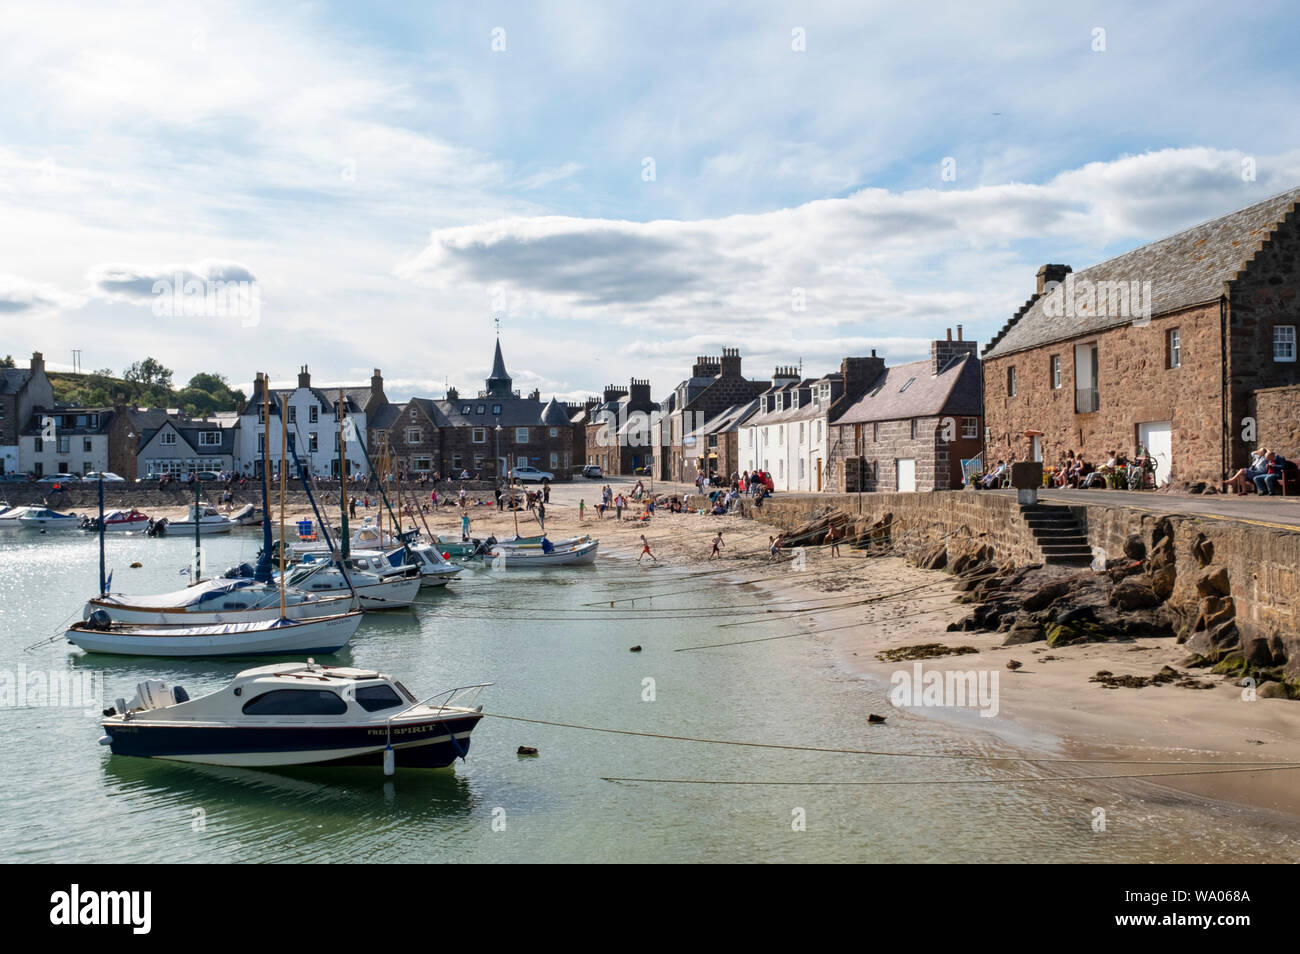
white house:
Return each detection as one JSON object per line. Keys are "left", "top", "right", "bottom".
{"left": 135, "top": 413, "right": 238, "bottom": 478}
{"left": 235, "top": 368, "right": 368, "bottom": 477}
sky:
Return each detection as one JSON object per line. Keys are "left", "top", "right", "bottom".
{"left": 2, "top": 0, "right": 1300, "bottom": 404}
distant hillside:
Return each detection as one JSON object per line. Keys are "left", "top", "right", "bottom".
{"left": 48, "top": 364, "right": 245, "bottom": 417}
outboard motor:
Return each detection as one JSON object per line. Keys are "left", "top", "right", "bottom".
{"left": 126, "top": 679, "right": 172, "bottom": 712}
{"left": 172, "top": 685, "right": 190, "bottom": 704}
{"left": 85, "top": 609, "right": 113, "bottom": 631}
{"left": 222, "top": 562, "right": 257, "bottom": 579}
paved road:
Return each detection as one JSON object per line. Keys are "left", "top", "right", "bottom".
{"left": 985, "top": 487, "right": 1300, "bottom": 530}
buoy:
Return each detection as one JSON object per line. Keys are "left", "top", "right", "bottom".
{"left": 517, "top": 746, "right": 539, "bottom": 757}
{"left": 383, "top": 744, "right": 395, "bottom": 776}
{"left": 629, "top": 645, "right": 642, "bottom": 652}
{"left": 130, "top": 561, "right": 142, "bottom": 568}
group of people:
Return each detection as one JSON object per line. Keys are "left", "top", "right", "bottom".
{"left": 971, "top": 447, "right": 1159, "bottom": 491}
{"left": 1227, "top": 448, "right": 1290, "bottom": 496}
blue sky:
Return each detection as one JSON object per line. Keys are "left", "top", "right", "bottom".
{"left": 2, "top": 0, "right": 1300, "bottom": 403}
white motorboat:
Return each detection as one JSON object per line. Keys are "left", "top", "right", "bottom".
{"left": 99, "top": 662, "right": 489, "bottom": 769}
{"left": 229, "top": 503, "right": 262, "bottom": 526}
{"left": 84, "top": 578, "right": 358, "bottom": 625}
{"left": 67, "top": 610, "right": 363, "bottom": 657}
{"left": 0, "top": 505, "right": 43, "bottom": 529}
{"left": 80, "top": 508, "right": 151, "bottom": 533}
{"left": 168, "top": 503, "right": 234, "bottom": 535}
{"left": 281, "top": 556, "right": 421, "bottom": 611}
{"left": 16, "top": 507, "right": 81, "bottom": 531}
{"left": 376, "top": 542, "right": 463, "bottom": 587}
{"left": 480, "top": 536, "right": 599, "bottom": 567}
{"left": 288, "top": 517, "right": 407, "bottom": 558}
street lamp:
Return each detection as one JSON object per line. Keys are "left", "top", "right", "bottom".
{"left": 494, "top": 422, "right": 502, "bottom": 482}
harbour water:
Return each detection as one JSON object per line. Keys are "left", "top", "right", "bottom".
{"left": 1, "top": 530, "right": 1297, "bottom": 863}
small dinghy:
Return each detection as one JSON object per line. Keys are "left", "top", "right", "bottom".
{"left": 67, "top": 608, "right": 363, "bottom": 657}
{"left": 229, "top": 503, "right": 262, "bottom": 526}
{"left": 99, "top": 661, "right": 489, "bottom": 770}
{"left": 477, "top": 535, "right": 599, "bottom": 567}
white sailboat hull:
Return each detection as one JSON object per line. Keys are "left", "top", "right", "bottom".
{"left": 67, "top": 612, "right": 363, "bottom": 657}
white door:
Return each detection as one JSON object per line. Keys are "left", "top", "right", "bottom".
{"left": 1137, "top": 422, "right": 1172, "bottom": 486}
{"left": 896, "top": 458, "right": 916, "bottom": 492}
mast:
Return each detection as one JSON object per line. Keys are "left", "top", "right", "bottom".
{"left": 193, "top": 472, "right": 202, "bottom": 582}
{"left": 338, "top": 388, "right": 349, "bottom": 561}
{"left": 511, "top": 452, "right": 519, "bottom": 537}
{"left": 97, "top": 473, "right": 106, "bottom": 594}
{"left": 279, "top": 393, "right": 288, "bottom": 620}
{"left": 259, "top": 373, "right": 274, "bottom": 580}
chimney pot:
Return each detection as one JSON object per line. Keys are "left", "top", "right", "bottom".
{"left": 946, "top": 328, "right": 952, "bottom": 341}
{"left": 957, "top": 324, "right": 963, "bottom": 340}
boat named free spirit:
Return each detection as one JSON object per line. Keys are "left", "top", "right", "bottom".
{"left": 99, "top": 662, "right": 490, "bottom": 770}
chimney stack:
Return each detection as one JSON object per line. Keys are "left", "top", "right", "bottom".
{"left": 30, "top": 351, "right": 44, "bottom": 374}
{"left": 840, "top": 355, "right": 886, "bottom": 403}
{"left": 297, "top": 365, "right": 311, "bottom": 389}
{"left": 370, "top": 368, "right": 386, "bottom": 404}
{"left": 719, "top": 347, "right": 741, "bottom": 377}
{"left": 446, "top": 385, "right": 459, "bottom": 401}
{"left": 1036, "top": 264, "right": 1072, "bottom": 295}
{"left": 628, "top": 377, "right": 652, "bottom": 406}
{"left": 931, "top": 332, "right": 979, "bottom": 375}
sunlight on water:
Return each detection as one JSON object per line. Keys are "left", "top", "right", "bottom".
{"left": 0, "top": 530, "right": 1296, "bottom": 862}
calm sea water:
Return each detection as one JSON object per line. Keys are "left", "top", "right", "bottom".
{"left": 1, "top": 529, "right": 1297, "bottom": 863}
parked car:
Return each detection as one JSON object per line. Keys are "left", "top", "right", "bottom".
{"left": 510, "top": 465, "right": 554, "bottom": 483}
{"left": 582, "top": 464, "right": 603, "bottom": 479}
{"left": 37, "top": 473, "right": 77, "bottom": 483}
{"left": 81, "top": 471, "right": 126, "bottom": 482}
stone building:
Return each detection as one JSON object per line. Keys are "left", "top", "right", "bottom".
{"left": 1, "top": 352, "right": 54, "bottom": 475}
{"left": 666, "top": 349, "right": 768, "bottom": 482}
{"left": 235, "top": 369, "right": 368, "bottom": 478}
{"left": 827, "top": 333, "right": 982, "bottom": 492}
{"left": 584, "top": 378, "right": 657, "bottom": 475}
{"left": 981, "top": 187, "right": 1300, "bottom": 486}
{"left": 19, "top": 404, "right": 140, "bottom": 479}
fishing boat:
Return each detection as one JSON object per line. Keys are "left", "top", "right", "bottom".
{"left": 98, "top": 661, "right": 489, "bottom": 770}
{"left": 387, "top": 543, "right": 463, "bottom": 587}
{"left": 17, "top": 507, "right": 81, "bottom": 531}
{"left": 478, "top": 535, "right": 599, "bottom": 567}
{"left": 80, "top": 508, "right": 151, "bottom": 533}
{"left": 491, "top": 533, "right": 591, "bottom": 551}
{"left": 168, "top": 503, "right": 234, "bottom": 534}
{"left": 84, "top": 578, "right": 358, "bottom": 625}
{"left": 67, "top": 610, "right": 362, "bottom": 657}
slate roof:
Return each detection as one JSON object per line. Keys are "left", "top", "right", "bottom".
{"left": 368, "top": 401, "right": 406, "bottom": 432}
{"left": 141, "top": 417, "right": 237, "bottom": 456}
{"left": 540, "top": 397, "right": 572, "bottom": 426}
{"left": 836, "top": 353, "right": 981, "bottom": 423}
{"left": 22, "top": 407, "right": 116, "bottom": 435}
{"left": 984, "top": 186, "right": 1300, "bottom": 359}
{"left": 1, "top": 368, "right": 34, "bottom": 395}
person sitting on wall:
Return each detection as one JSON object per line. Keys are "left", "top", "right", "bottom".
{"left": 1253, "top": 451, "right": 1288, "bottom": 496}
{"left": 979, "top": 460, "right": 1006, "bottom": 488}
{"left": 1227, "top": 448, "right": 1268, "bottom": 495}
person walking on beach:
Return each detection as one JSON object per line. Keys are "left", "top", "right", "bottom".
{"left": 461, "top": 512, "right": 470, "bottom": 541}
{"left": 709, "top": 531, "right": 724, "bottom": 560}
{"left": 536, "top": 500, "right": 546, "bottom": 532}
{"left": 349, "top": 496, "right": 357, "bottom": 519}
{"left": 578, "top": 498, "right": 585, "bottom": 521}
{"left": 542, "top": 479, "right": 550, "bottom": 504}
{"left": 495, "top": 484, "right": 504, "bottom": 512}
{"left": 430, "top": 488, "right": 438, "bottom": 511}
{"left": 615, "top": 494, "right": 624, "bottom": 521}
{"left": 638, "top": 534, "right": 657, "bottom": 563}
{"left": 824, "top": 526, "right": 840, "bottom": 556}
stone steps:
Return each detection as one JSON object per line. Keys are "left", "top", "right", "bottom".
{"left": 1019, "top": 503, "right": 1093, "bottom": 566}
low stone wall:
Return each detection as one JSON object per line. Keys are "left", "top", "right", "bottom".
{"left": 740, "top": 490, "right": 1300, "bottom": 668}
{"left": 0, "top": 479, "right": 500, "bottom": 510}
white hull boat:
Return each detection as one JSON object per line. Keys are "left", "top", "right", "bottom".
{"left": 283, "top": 558, "right": 421, "bottom": 611}
{"left": 17, "top": 508, "right": 81, "bottom": 531}
{"left": 482, "top": 537, "right": 599, "bottom": 567}
{"left": 99, "top": 662, "right": 489, "bottom": 769}
{"left": 85, "top": 578, "right": 358, "bottom": 626}
{"left": 67, "top": 610, "right": 363, "bottom": 657}
{"left": 169, "top": 503, "right": 235, "bottom": 535}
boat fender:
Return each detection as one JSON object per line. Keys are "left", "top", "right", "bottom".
{"left": 98, "top": 735, "right": 112, "bottom": 746}
{"left": 102, "top": 706, "right": 116, "bottom": 717}
{"left": 383, "top": 744, "right": 395, "bottom": 776}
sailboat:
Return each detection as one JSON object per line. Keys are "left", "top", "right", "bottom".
{"left": 65, "top": 387, "right": 365, "bottom": 656}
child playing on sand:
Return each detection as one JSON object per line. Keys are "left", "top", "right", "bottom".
{"left": 768, "top": 535, "right": 779, "bottom": 560}
{"left": 638, "top": 534, "right": 656, "bottom": 563}
{"left": 709, "top": 532, "right": 724, "bottom": 560}
{"left": 579, "top": 499, "right": 585, "bottom": 521}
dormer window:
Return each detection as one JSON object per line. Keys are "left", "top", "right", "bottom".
{"left": 461, "top": 405, "right": 472, "bottom": 414}
{"left": 477, "top": 405, "right": 485, "bottom": 414}
{"left": 492, "top": 404, "right": 502, "bottom": 415}
{"left": 899, "top": 378, "right": 915, "bottom": 393}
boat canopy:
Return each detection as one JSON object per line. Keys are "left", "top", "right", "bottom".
{"left": 96, "top": 578, "right": 259, "bottom": 609}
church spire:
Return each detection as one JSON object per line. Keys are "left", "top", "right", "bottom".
{"left": 485, "top": 337, "right": 514, "bottom": 398}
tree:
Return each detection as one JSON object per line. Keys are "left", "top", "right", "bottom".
{"left": 123, "top": 357, "right": 173, "bottom": 390}
{"left": 0, "top": 355, "right": 14, "bottom": 369}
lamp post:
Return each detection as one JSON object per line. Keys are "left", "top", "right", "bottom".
{"left": 494, "top": 421, "right": 502, "bottom": 481}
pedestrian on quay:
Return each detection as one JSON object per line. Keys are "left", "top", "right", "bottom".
{"left": 709, "top": 531, "right": 724, "bottom": 560}
{"left": 638, "top": 534, "right": 657, "bottom": 563}
{"left": 824, "top": 526, "right": 840, "bottom": 557}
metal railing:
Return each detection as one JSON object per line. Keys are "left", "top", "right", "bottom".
{"left": 1075, "top": 387, "right": 1099, "bottom": 413}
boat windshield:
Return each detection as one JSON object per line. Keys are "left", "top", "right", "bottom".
{"left": 354, "top": 683, "right": 404, "bottom": 712}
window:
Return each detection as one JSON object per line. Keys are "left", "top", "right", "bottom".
{"left": 516, "top": 427, "right": 529, "bottom": 443}
{"left": 257, "top": 406, "right": 265, "bottom": 424}
{"left": 413, "top": 457, "right": 431, "bottom": 471}
{"left": 798, "top": 423, "right": 805, "bottom": 444}
{"left": 909, "top": 419, "right": 918, "bottom": 440}
{"left": 472, "top": 428, "right": 486, "bottom": 443}
{"left": 899, "top": 377, "right": 915, "bottom": 393}
{"left": 355, "top": 684, "right": 403, "bottom": 712}
{"left": 88, "top": 413, "right": 99, "bottom": 428}
{"left": 451, "top": 454, "right": 463, "bottom": 470}
{"left": 308, "top": 432, "right": 318, "bottom": 453}
{"left": 160, "top": 431, "right": 177, "bottom": 445}
{"left": 242, "top": 689, "right": 347, "bottom": 715}
{"left": 407, "top": 428, "right": 421, "bottom": 444}
{"left": 34, "top": 436, "right": 43, "bottom": 452}
{"left": 288, "top": 405, "right": 296, "bottom": 424}
{"left": 1167, "top": 328, "right": 1181, "bottom": 369}
{"left": 961, "top": 417, "right": 978, "bottom": 439}
{"left": 83, "top": 438, "right": 93, "bottom": 452}
{"left": 1007, "top": 366, "right": 1017, "bottom": 397}
{"left": 257, "top": 434, "right": 264, "bottom": 454}
{"left": 1050, "top": 355, "right": 1062, "bottom": 389}
{"left": 476, "top": 405, "right": 485, "bottom": 414}
{"left": 1276, "top": 325, "right": 1297, "bottom": 362}
{"left": 198, "top": 431, "right": 221, "bottom": 446}
{"left": 872, "top": 422, "right": 879, "bottom": 442}
{"left": 492, "top": 404, "right": 502, "bottom": 415}
{"left": 33, "top": 462, "right": 43, "bottom": 477}
{"left": 58, "top": 435, "right": 69, "bottom": 454}
{"left": 550, "top": 452, "right": 559, "bottom": 469}
{"left": 83, "top": 461, "right": 92, "bottom": 474}
{"left": 549, "top": 427, "right": 558, "bottom": 438}
{"left": 461, "top": 404, "right": 472, "bottom": 414}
